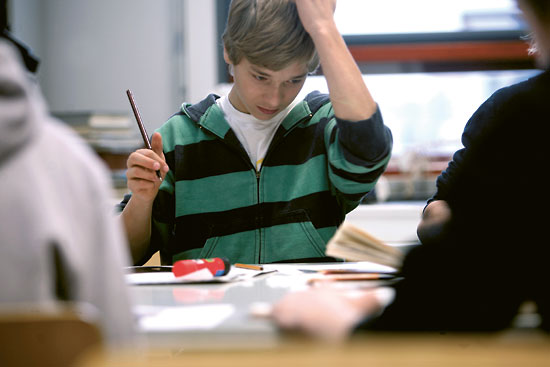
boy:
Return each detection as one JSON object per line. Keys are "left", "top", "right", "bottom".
{"left": 120, "top": 0, "right": 392, "bottom": 265}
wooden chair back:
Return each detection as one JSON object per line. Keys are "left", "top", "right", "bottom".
{"left": 0, "top": 307, "right": 102, "bottom": 367}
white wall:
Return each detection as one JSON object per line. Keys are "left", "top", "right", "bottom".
{"left": 10, "top": 0, "right": 218, "bottom": 133}
{"left": 183, "top": 0, "right": 219, "bottom": 105}
{"left": 9, "top": 0, "right": 44, "bottom": 62}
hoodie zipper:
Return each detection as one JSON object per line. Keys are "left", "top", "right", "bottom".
{"left": 256, "top": 169, "right": 262, "bottom": 262}
{"left": 254, "top": 113, "right": 313, "bottom": 262}
{"left": 199, "top": 111, "right": 314, "bottom": 263}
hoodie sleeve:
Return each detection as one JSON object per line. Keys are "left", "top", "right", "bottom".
{"left": 323, "top": 104, "right": 393, "bottom": 211}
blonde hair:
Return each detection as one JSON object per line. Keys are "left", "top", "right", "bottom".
{"left": 222, "top": 0, "right": 319, "bottom": 73}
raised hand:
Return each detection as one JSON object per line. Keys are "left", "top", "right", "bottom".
{"left": 293, "top": 0, "right": 337, "bottom": 36}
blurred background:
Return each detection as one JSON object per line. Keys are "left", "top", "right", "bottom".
{"left": 7, "top": 0, "right": 539, "bottom": 206}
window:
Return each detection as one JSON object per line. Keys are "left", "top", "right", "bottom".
{"left": 335, "top": 0, "right": 524, "bottom": 36}
{"left": 331, "top": 0, "right": 534, "bottom": 73}
{"left": 300, "top": 69, "right": 540, "bottom": 157}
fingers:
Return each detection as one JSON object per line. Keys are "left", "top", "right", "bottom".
{"left": 271, "top": 288, "right": 376, "bottom": 343}
{"left": 271, "top": 290, "right": 343, "bottom": 341}
{"left": 126, "top": 148, "right": 167, "bottom": 200}
{"left": 127, "top": 161, "right": 161, "bottom": 182}
{"left": 150, "top": 132, "right": 169, "bottom": 175}
{"left": 294, "top": 0, "right": 336, "bottom": 28}
{"left": 127, "top": 149, "right": 164, "bottom": 175}
{"left": 151, "top": 132, "right": 165, "bottom": 160}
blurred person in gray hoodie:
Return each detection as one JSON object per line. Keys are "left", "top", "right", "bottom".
{"left": 0, "top": 15, "right": 135, "bottom": 346}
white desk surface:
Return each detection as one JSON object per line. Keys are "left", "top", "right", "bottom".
{"left": 127, "top": 261, "right": 395, "bottom": 349}
{"left": 90, "top": 261, "right": 550, "bottom": 366}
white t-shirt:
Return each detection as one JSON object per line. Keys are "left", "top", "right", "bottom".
{"left": 217, "top": 95, "right": 298, "bottom": 171}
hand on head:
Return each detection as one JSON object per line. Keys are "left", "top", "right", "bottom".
{"left": 293, "top": 0, "right": 337, "bottom": 36}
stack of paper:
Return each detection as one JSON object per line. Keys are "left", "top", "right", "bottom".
{"left": 326, "top": 222, "right": 404, "bottom": 269}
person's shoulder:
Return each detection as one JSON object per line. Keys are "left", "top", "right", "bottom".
{"left": 469, "top": 70, "right": 548, "bottom": 126}
{"left": 490, "top": 70, "right": 549, "bottom": 104}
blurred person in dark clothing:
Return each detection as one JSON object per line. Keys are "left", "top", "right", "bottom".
{"left": 272, "top": 0, "right": 550, "bottom": 341}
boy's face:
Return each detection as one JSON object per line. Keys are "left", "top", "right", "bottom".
{"left": 226, "top": 53, "right": 308, "bottom": 121}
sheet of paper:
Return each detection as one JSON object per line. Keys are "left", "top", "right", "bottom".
{"left": 136, "top": 304, "right": 235, "bottom": 331}
{"left": 262, "top": 261, "right": 396, "bottom": 276}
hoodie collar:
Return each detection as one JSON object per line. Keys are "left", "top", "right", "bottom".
{"left": 181, "top": 91, "right": 330, "bottom": 138}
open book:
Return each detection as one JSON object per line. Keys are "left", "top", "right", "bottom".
{"left": 326, "top": 222, "right": 404, "bottom": 269}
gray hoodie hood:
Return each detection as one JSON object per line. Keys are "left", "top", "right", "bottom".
{"left": 0, "top": 39, "right": 39, "bottom": 165}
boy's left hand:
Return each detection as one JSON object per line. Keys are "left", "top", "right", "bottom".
{"left": 293, "top": 0, "right": 337, "bottom": 36}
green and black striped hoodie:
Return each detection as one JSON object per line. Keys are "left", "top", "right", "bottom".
{"left": 124, "top": 91, "right": 392, "bottom": 265}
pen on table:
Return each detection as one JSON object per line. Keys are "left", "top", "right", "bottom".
{"left": 234, "top": 263, "right": 264, "bottom": 271}
{"left": 126, "top": 89, "right": 162, "bottom": 181}
{"left": 306, "top": 273, "right": 394, "bottom": 285}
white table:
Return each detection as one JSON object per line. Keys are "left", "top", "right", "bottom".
{"left": 127, "top": 262, "right": 395, "bottom": 349}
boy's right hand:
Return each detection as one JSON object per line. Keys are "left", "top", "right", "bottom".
{"left": 126, "top": 132, "right": 169, "bottom": 202}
